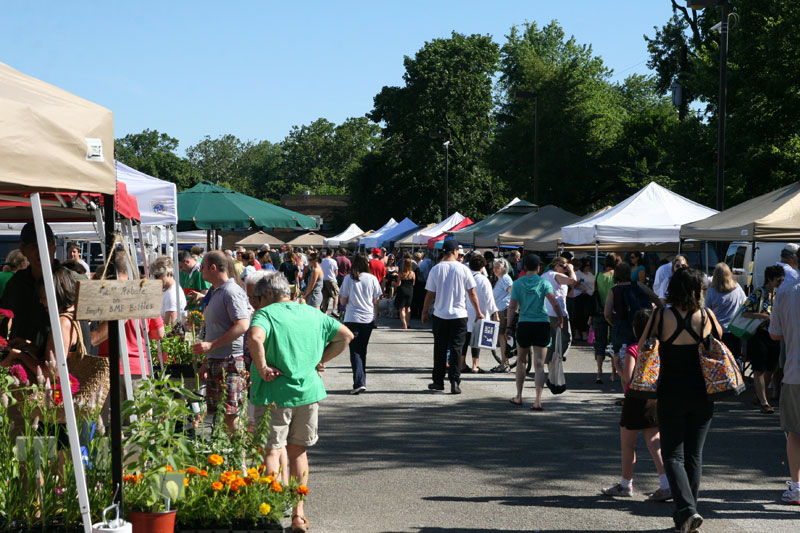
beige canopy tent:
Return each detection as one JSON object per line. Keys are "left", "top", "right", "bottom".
{"left": 286, "top": 231, "right": 326, "bottom": 247}
{"left": 235, "top": 230, "right": 284, "bottom": 248}
{"left": 680, "top": 181, "right": 800, "bottom": 241}
{"left": 522, "top": 207, "right": 612, "bottom": 251}
{"left": 0, "top": 62, "right": 115, "bottom": 195}
{"left": 492, "top": 205, "right": 578, "bottom": 247}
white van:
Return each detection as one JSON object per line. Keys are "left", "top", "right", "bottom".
{"left": 724, "top": 241, "right": 795, "bottom": 290}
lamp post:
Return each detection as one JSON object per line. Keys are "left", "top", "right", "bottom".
{"left": 688, "top": 0, "right": 729, "bottom": 211}
{"left": 514, "top": 90, "right": 540, "bottom": 205}
{"left": 443, "top": 140, "right": 451, "bottom": 218}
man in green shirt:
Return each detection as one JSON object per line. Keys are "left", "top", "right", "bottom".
{"left": 178, "top": 249, "right": 210, "bottom": 311}
{"left": 247, "top": 271, "right": 353, "bottom": 532}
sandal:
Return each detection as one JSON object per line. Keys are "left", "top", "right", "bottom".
{"left": 760, "top": 404, "right": 775, "bottom": 414}
{"left": 291, "top": 514, "right": 310, "bottom": 532}
{"left": 490, "top": 364, "right": 509, "bottom": 373}
{"left": 509, "top": 398, "right": 523, "bottom": 407}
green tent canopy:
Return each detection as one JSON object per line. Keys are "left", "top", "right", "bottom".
{"left": 177, "top": 181, "right": 317, "bottom": 232}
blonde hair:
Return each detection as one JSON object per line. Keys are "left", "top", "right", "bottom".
{"left": 3, "top": 249, "right": 27, "bottom": 272}
{"left": 151, "top": 256, "right": 174, "bottom": 279}
{"left": 710, "top": 262, "right": 738, "bottom": 293}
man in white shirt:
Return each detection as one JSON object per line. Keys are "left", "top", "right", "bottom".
{"left": 652, "top": 258, "right": 674, "bottom": 299}
{"left": 320, "top": 248, "right": 340, "bottom": 317}
{"left": 67, "top": 243, "right": 91, "bottom": 275}
{"left": 421, "top": 240, "right": 484, "bottom": 394}
{"left": 768, "top": 280, "right": 800, "bottom": 505}
{"left": 461, "top": 254, "right": 499, "bottom": 373}
{"left": 776, "top": 244, "right": 800, "bottom": 293}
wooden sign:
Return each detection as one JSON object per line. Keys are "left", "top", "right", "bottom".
{"left": 75, "top": 279, "right": 162, "bottom": 321}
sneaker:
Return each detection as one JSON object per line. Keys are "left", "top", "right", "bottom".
{"left": 680, "top": 513, "right": 702, "bottom": 533}
{"left": 602, "top": 483, "right": 633, "bottom": 497}
{"left": 451, "top": 381, "right": 461, "bottom": 394}
{"left": 595, "top": 378, "right": 603, "bottom": 384}
{"left": 427, "top": 383, "right": 444, "bottom": 391}
{"left": 648, "top": 487, "right": 672, "bottom": 502}
{"left": 782, "top": 481, "right": 800, "bottom": 505}
{"left": 350, "top": 386, "right": 366, "bottom": 395}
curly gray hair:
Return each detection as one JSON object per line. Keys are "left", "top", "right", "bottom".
{"left": 493, "top": 258, "right": 509, "bottom": 274}
{"left": 244, "top": 270, "right": 269, "bottom": 289}
{"left": 253, "top": 271, "right": 291, "bottom": 300}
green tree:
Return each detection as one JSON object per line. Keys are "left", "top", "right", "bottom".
{"left": 354, "top": 31, "right": 502, "bottom": 225}
{"left": 115, "top": 129, "right": 194, "bottom": 189}
{"left": 493, "top": 21, "right": 624, "bottom": 213}
{"left": 185, "top": 134, "right": 253, "bottom": 192}
{"left": 239, "top": 140, "right": 284, "bottom": 202}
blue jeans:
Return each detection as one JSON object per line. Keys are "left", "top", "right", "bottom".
{"left": 345, "top": 322, "right": 374, "bottom": 389}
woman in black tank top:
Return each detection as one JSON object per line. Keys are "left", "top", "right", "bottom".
{"left": 639, "top": 267, "right": 722, "bottom": 533}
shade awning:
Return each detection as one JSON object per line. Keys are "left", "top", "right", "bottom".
{"left": 234, "top": 231, "right": 284, "bottom": 248}
{"left": 115, "top": 161, "right": 177, "bottom": 225}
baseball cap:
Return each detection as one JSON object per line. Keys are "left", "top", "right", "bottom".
{"left": 782, "top": 243, "right": 799, "bottom": 257}
{"left": 372, "top": 248, "right": 381, "bottom": 257}
{"left": 20, "top": 221, "right": 55, "bottom": 245}
{"left": 260, "top": 244, "right": 270, "bottom": 251}
{"left": 442, "top": 240, "right": 458, "bottom": 253}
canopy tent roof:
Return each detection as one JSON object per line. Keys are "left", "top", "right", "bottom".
{"left": 476, "top": 205, "right": 577, "bottom": 248}
{"left": 561, "top": 182, "right": 717, "bottom": 244}
{"left": 680, "top": 182, "right": 800, "bottom": 242}
{"left": 376, "top": 218, "right": 418, "bottom": 248}
{"left": 285, "top": 231, "right": 326, "bottom": 247}
{"left": 396, "top": 223, "right": 436, "bottom": 247}
{"left": 115, "top": 161, "right": 177, "bottom": 226}
{"left": 428, "top": 217, "right": 473, "bottom": 248}
{"left": 449, "top": 201, "right": 538, "bottom": 245}
{"left": 235, "top": 231, "right": 284, "bottom": 248}
{"left": 324, "top": 223, "right": 364, "bottom": 246}
{"left": 177, "top": 181, "right": 317, "bottom": 232}
{"left": 359, "top": 218, "right": 398, "bottom": 248}
{"left": 412, "top": 212, "right": 466, "bottom": 244}
{"left": 342, "top": 229, "right": 373, "bottom": 247}
{"left": 0, "top": 62, "right": 115, "bottom": 195}
{"left": 523, "top": 207, "right": 612, "bottom": 251}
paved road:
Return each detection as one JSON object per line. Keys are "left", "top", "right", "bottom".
{"left": 300, "top": 318, "right": 797, "bottom": 532}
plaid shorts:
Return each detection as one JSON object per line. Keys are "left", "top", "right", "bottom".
{"left": 204, "top": 356, "right": 247, "bottom": 415}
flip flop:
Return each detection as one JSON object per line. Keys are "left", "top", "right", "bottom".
{"left": 509, "top": 399, "right": 523, "bottom": 407}
{"left": 530, "top": 405, "right": 544, "bottom": 411}
{"left": 760, "top": 404, "right": 775, "bottom": 414}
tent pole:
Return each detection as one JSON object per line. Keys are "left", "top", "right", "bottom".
{"left": 595, "top": 242, "right": 599, "bottom": 274}
{"left": 95, "top": 207, "right": 107, "bottom": 261}
{"left": 31, "top": 194, "right": 93, "bottom": 533}
{"left": 704, "top": 241, "right": 709, "bottom": 275}
{"left": 103, "top": 195, "right": 123, "bottom": 511}
{"left": 123, "top": 221, "right": 149, "bottom": 381}
{"left": 173, "top": 225, "right": 181, "bottom": 322}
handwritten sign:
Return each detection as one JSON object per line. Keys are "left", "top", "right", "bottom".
{"left": 75, "top": 280, "right": 162, "bottom": 321}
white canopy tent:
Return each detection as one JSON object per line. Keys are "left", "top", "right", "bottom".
{"left": 324, "top": 223, "right": 365, "bottom": 247}
{"left": 115, "top": 161, "right": 177, "bottom": 225}
{"left": 411, "top": 212, "right": 466, "bottom": 244}
{"left": 561, "top": 182, "right": 718, "bottom": 245}
{"left": 359, "top": 218, "right": 398, "bottom": 248}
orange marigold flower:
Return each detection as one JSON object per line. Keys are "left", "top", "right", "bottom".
{"left": 258, "top": 464, "right": 267, "bottom": 473}
{"left": 184, "top": 478, "right": 189, "bottom": 487}
{"left": 232, "top": 470, "right": 242, "bottom": 475}
{"left": 199, "top": 470, "right": 208, "bottom": 477}
{"left": 207, "top": 454, "right": 224, "bottom": 467}
{"left": 297, "top": 485, "right": 309, "bottom": 496}
{"left": 270, "top": 481, "right": 283, "bottom": 492}
{"left": 211, "top": 482, "right": 223, "bottom": 491}
{"left": 123, "top": 474, "right": 137, "bottom": 484}
{"left": 186, "top": 467, "right": 198, "bottom": 475}
{"left": 247, "top": 467, "right": 259, "bottom": 479}
{"left": 165, "top": 465, "right": 174, "bottom": 472}
{"left": 264, "top": 476, "right": 274, "bottom": 484}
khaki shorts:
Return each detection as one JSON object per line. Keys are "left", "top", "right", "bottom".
{"left": 322, "top": 280, "right": 339, "bottom": 299}
{"left": 254, "top": 402, "right": 319, "bottom": 449}
{"left": 780, "top": 383, "right": 800, "bottom": 435}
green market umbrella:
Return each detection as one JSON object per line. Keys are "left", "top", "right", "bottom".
{"left": 177, "top": 180, "right": 317, "bottom": 231}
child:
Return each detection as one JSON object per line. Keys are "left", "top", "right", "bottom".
{"left": 602, "top": 308, "right": 671, "bottom": 501}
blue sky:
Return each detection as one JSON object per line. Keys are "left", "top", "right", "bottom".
{"left": 1, "top": 1, "right": 676, "bottom": 151}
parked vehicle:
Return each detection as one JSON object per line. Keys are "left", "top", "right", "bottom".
{"left": 724, "top": 241, "right": 794, "bottom": 290}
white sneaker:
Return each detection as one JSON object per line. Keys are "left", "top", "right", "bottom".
{"left": 782, "top": 481, "right": 800, "bottom": 505}
{"left": 681, "top": 513, "right": 703, "bottom": 533}
{"left": 350, "top": 386, "right": 366, "bottom": 395}
{"left": 602, "top": 483, "right": 632, "bottom": 497}
{"left": 648, "top": 487, "right": 672, "bottom": 502}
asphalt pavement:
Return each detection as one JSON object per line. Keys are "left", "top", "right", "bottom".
{"left": 298, "top": 317, "right": 797, "bottom": 532}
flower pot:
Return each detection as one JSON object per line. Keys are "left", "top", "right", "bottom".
{"left": 128, "top": 510, "right": 176, "bottom": 533}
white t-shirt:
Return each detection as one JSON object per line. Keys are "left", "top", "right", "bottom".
{"left": 768, "top": 281, "right": 800, "bottom": 385}
{"left": 340, "top": 273, "right": 382, "bottom": 324}
{"left": 776, "top": 261, "right": 799, "bottom": 294}
{"left": 467, "top": 272, "right": 498, "bottom": 333}
{"left": 321, "top": 257, "right": 339, "bottom": 282}
{"left": 653, "top": 262, "right": 673, "bottom": 299}
{"left": 575, "top": 271, "right": 595, "bottom": 297}
{"left": 425, "top": 260, "right": 477, "bottom": 320}
{"left": 161, "top": 284, "right": 187, "bottom": 322}
{"left": 542, "top": 270, "right": 568, "bottom": 317}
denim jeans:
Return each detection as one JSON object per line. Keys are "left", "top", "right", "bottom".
{"left": 432, "top": 316, "right": 467, "bottom": 385}
{"left": 658, "top": 398, "right": 714, "bottom": 526}
{"left": 592, "top": 315, "right": 610, "bottom": 357}
{"left": 345, "top": 322, "right": 374, "bottom": 389}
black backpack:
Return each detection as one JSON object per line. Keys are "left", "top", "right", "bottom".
{"left": 624, "top": 281, "right": 652, "bottom": 318}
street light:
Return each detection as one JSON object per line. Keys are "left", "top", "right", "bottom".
{"left": 443, "top": 140, "right": 451, "bottom": 218}
{"left": 688, "top": 0, "right": 729, "bottom": 211}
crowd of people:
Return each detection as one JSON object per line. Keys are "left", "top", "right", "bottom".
{"left": 0, "top": 222, "right": 798, "bottom": 533}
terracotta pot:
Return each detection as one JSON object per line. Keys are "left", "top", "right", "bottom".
{"left": 128, "top": 510, "right": 176, "bottom": 533}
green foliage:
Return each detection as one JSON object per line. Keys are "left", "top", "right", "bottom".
{"left": 186, "top": 134, "right": 254, "bottom": 194}
{"left": 115, "top": 129, "right": 195, "bottom": 189}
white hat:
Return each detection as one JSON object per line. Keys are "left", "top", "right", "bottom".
{"left": 260, "top": 244, "right": 270, "bottom": 251}
{"left": 782, "top": 243, "right": 799, "bottom": 257}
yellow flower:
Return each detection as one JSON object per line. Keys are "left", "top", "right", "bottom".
{"left": 247, "top": 467, "right": 259, "bottom": 479}
{"left": 184, "top": 478, "right": 189, "bottom": 487}
{"left": 259, "top": 503, "right": 271, "bottom": 516}
{"left": 207, "top": 454, "right": 224, "bottom": 467}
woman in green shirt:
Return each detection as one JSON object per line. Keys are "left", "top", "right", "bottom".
{"left": 592, "top": 252, "right": 620, "bottom": 383}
